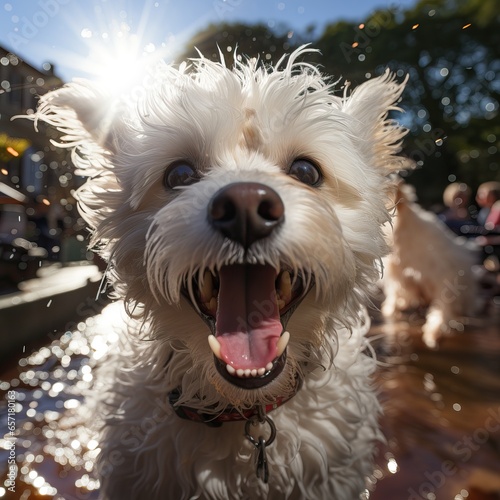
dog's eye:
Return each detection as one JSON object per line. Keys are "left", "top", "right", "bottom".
{"left": 288, "top": 159, "right": 322, "bottom": 186}
{"left": 164, "top": 161, "right": 198, "bottom": 188}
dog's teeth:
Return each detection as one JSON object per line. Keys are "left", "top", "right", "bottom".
{"left": 279, "top": 271, "right": 292, "bottom": 304}
{"left": 276, "top": 331, "right": 290, "bottom": 357}
{"left": 200, "top": 271, "right": 213, "bottom": 303}
{"left": 225, "top": 364, "right": 268, "bottom": 378}
{"left": 208, "top": 297, "right": 217, "bottom": 314}
{"left": 265, "top": 362, "right": 273, "bottom": 372}
{"left": 277, "top": 299, "right": 285, "bottom": 310}
{"left": 208, "top": 335, "right": 222, "bottom": 360}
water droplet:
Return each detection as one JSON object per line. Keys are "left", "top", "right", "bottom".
{"left": 387, "top": 458, "right": 398, "bottom": 474}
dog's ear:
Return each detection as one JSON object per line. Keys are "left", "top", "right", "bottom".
{"left": 25, "top": 80, "right": 127, "bottom": 232}
{"left": 342, "top": 69, "right": 413, "bottom": 174}
{"left": 30, "top": 79, "right": 121, "bottom": 156}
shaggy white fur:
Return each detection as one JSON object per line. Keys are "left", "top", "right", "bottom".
{"left": 382, "top": 183, "right": 479, "bottom": 348}
{"left": 29, "top": 47, "right": 411, "bottom": 499}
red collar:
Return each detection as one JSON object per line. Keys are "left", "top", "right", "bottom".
{"left": 169, "top": 376, "right": 302, "bottom": 427}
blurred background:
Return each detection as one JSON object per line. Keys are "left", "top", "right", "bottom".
{"left": 0, "top": 0, "right": 499, "bottom": 499}
{"left": 1, "top": 0, "right": 499, "bottom": 285}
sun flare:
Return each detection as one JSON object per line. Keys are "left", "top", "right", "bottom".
{"left": 80, "top": 26, "right": 161, "bottom": 93}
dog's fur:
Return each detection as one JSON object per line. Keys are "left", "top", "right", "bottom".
{"left": 30, "top": 47, "right": 411, "bottom": 499}
{"left": 381, "top": 183, "right": 479, "bottom": 348}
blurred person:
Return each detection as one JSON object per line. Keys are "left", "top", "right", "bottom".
{"left": 485, "top": 198, "right": 500, "bottom": 230}
{"left": 476, "top": 181, "right": 500, "bottom": 226}
{"left": 439, "top": 182, "right": 475, "bottom": 235}
{"left": 474, "top": 182, "right": 500, "bottom": 285}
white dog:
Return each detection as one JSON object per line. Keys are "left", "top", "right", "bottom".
{"left": 381, "top": 183, "right": 479, "bottom": 348}
{"left": 30, "top": 47, "right": 411, "bottom": 499}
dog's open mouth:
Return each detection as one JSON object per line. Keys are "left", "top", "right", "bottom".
{"left": 185, "top": 264, "right": 311, "bottom": 389}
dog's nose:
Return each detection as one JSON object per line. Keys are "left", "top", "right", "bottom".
{"left": 208, "top": 182, "right": 285, "bottom": 248}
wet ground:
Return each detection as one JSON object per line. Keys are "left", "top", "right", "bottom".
{"left": 368, "top": 301, "right": 500, "bottom": 500}
{"left": 1, "top": 298, "right": 499, "bottom": 500}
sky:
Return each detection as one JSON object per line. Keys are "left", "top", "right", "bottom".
{"left": 0, "top": 0, "right": 416, "bottom": 82}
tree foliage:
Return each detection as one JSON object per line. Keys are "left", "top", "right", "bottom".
{"left": 180, "top": 0, "right": 500, "bottom": 205}
{"left": 178, "top": 22, "right": 298, "bottom": 63}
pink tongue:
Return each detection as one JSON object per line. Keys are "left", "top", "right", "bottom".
{"left": 216, "top": 264, "right": 282, "bottom": 370}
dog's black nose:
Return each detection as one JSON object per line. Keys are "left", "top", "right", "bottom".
{"left": 208, "top": 182, "right": 285, "bottom": 248}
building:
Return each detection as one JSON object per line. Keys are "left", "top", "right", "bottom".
{"left": 0, "top": 45, "right": 88, "bottom": 283}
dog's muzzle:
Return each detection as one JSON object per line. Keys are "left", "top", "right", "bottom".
{"left": 183, "top": 182, "right": 313, "bottom": 390}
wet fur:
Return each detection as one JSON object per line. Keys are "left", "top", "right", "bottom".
{"left": 30, "top": 47, "right": 410, "bottom": 499}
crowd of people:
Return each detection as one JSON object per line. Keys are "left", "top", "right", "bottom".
{"left": 438, "top": 180, "right": 500, "bottom": 296}
{"left": 439, "top": 180, "right": 500, "bottom": 236}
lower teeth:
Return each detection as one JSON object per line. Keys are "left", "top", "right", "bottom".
{"left": 225, "top": 360, "right": 279, "bottom": 378}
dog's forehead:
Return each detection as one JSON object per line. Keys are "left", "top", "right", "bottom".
{"left": 240, "top": 108, "right": 262, "bottom": 150}
{"left": 105, "top": 55, "right": 409, "bottom": 197}
{"left": 130, "top": 63, "right": 323, "bottom": 165}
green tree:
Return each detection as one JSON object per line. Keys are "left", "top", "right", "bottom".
{"left": 179, "top": 0, "right": 499, "bottom": 205}
{"left": 315, "top": 0, "right": 500, "bottom": 204}
{"left": 178, "top": 22, "right": 300, "bottom": 64}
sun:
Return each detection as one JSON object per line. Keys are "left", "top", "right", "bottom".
{"left": 80, "top": 24, "right": 161, "bottom": 94}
